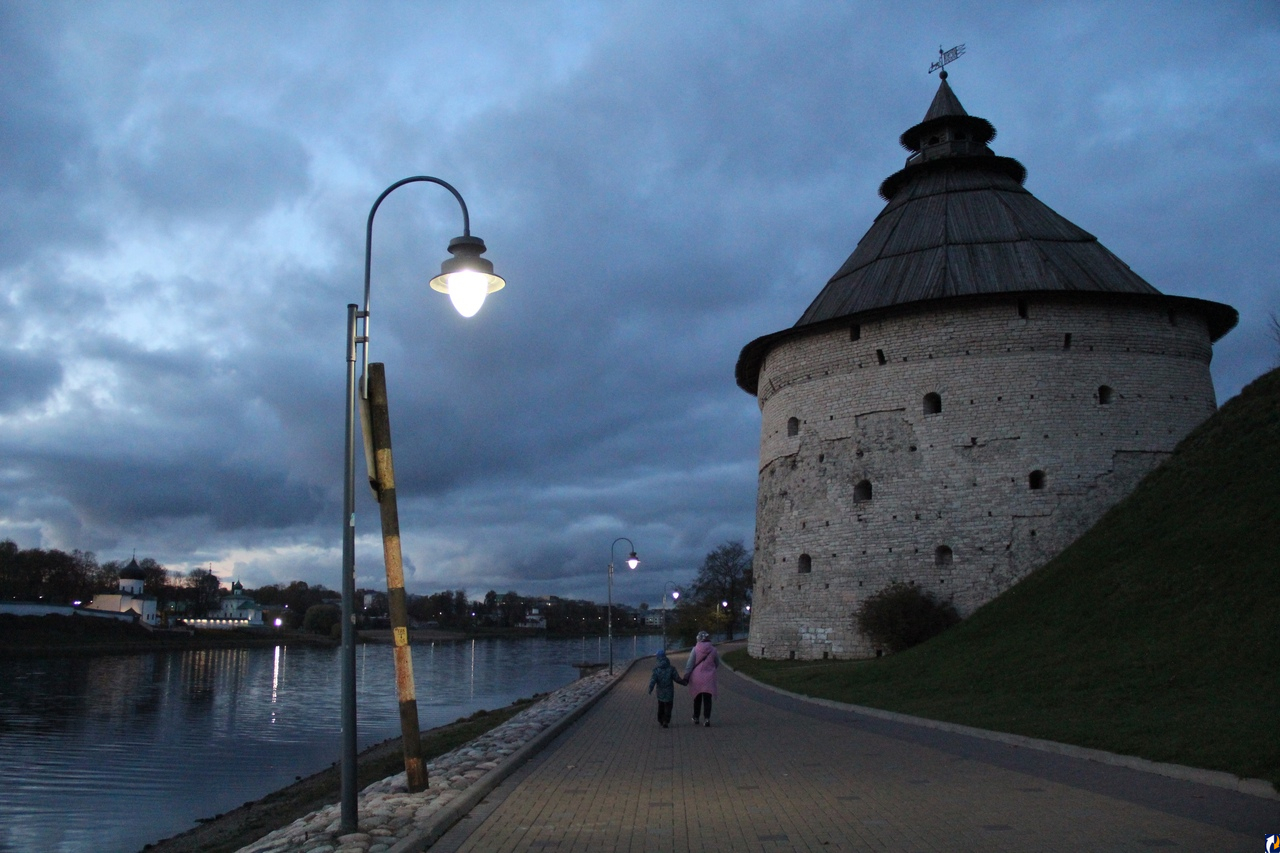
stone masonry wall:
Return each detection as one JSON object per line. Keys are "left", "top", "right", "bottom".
{"left": 747, "top": 296, "right": 1218, "bottom": 660}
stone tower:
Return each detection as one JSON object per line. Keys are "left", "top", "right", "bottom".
{"left": 735, "top": 73, "right": 1236, "bottom": 661}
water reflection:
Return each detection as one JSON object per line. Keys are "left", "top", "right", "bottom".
{"left": 271, "top": 645, "right": 281, "bottom": 711}
{"left": 0, "top": 635, "right": 666, "bottom": 853}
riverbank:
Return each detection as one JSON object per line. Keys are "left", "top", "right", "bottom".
{"left": 0, "top": 614, "right": 484, "bottom": 659}
{"left": 232, "top": 667, "right": 621, "bottom": 853}
{"left": 356, "top": 628, "right": 467, "bottom": 644}
{"left": 140, "top": 698, "right": 539, "bottom": 853}
{"left": 0, "top": 613, "right": 336, "bottom": 658}
{"left": 0, "top": 613, "right": 660, "bottom": 659}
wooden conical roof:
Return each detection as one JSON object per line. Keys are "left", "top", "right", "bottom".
{"left": 735, "top": 75, "right": 1237, "bottom": 395}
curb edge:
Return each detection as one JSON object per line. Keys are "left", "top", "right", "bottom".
{"left": 722, "top": 653, "right": 1279, "bottom": 802}
{"left": 388, "top": 658, "right": 639, "bottom": 852}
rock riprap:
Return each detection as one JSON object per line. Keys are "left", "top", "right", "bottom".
{"left": 237, "top": 665, "right": 623, "bottom": 853}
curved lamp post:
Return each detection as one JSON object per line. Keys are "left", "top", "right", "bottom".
{"left": 607, "top": 537, "right": 639, "bottom": 675}
{"left": 662, "top": 582, "right": 680, "bottom": 651}
{"left": 341, "top": 176, "right": 503, "bottom": 832}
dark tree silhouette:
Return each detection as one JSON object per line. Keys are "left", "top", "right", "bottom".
{"left": 688, "top": 541, "right": 753, "bottom": 641}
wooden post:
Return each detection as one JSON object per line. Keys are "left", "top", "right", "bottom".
{"left": 365, "top": 362, "right": 427, "bottom": 792}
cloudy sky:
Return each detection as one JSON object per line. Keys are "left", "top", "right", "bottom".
{"left": 1, "top": 2, "right": 1276, "bottom": 605}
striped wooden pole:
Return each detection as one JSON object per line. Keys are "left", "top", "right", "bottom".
{"left": 365, "top": 362, "right": 427, "bottom": 792}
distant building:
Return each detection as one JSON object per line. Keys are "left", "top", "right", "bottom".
{"left": 517, "top": 607, "right": 547, "bottom": 630}
{"left": 183, "top": 580, "right": 266, "bottom": 629}
{"left": 84, "top": 557, "right": 158, "bottom": 626}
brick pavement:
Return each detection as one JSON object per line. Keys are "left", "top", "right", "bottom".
{"left": 427, "top": 650, "right": 1277, "bottom": 852}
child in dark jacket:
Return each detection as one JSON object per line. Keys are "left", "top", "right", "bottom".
{"left": 647, "top": 651, "right": 685, "bottom": 728}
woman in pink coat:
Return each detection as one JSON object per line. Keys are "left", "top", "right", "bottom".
{"left": 683, "top": 631, "right": 719, "bottom": 727}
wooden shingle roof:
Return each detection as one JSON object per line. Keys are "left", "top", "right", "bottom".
{"left": 735, "top": 75, "right": 1237, "bottom": 395}
{"left": 799, "top": 164, "right": 1159, "bottom": 325}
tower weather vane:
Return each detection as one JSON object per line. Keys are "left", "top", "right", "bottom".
{"left": 929, "top": 43, "right": 966, "bottom": 75}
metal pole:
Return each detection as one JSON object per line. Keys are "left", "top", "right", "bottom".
{"left": 607, "top": 561, "right": 613, "bottom": 675}
{"left": 365, "top": 362, "right": 427, "bottom": 792}
{"left": 607, "top": 536, "right": 636, "bottom": 675}
{"left": 661, "top": 581, "right": 676, "bottom": 652}
{"left": 340, "top": 174, "right": 487, "bottom": 833}
{"left": 340, "top": 303, "right": 359, "bottom": 833}
{"left": 360, "top": 176, "right": 471, "bottom": 380}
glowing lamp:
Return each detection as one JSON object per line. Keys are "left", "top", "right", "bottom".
{"left": 429, "top": 235, "right": 505, "bottom": 317}
{"left": 625, "top": 552, "right": 640, "bottom": 570}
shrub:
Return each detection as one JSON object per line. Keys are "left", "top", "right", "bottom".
{"left": 854, "top": 582, "right": 960, "bottom": 653}
{"left": 303, "top": 603, "right": 341, "bottom": 636}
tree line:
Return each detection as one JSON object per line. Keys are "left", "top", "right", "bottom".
{"left": 402, "top": 589, "right": 622, "bottom": 635}
{"left": 0, "top": 540, "right": 224, "bottom": 614}
{"left": 1, "top": 537, "right": 756, "bottom": 643}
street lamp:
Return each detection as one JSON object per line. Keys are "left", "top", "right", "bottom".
{"left": 608, "top": 537, "right": 639, "bottom": 675}
{"left": 340, "top": 175, "right": 503, "bottom": 833}
{"left": 662, "top": 582, "right": 680, "bottom": 651}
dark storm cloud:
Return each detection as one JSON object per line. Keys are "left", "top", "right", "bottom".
{"left": 111, "top": 107, "right": 312, "bottom": 222}
{"left": 0, "top": 318, "right": 334, "bottom": 545}
{"left": 0, "top": 5, "right": 100, "bottom": 264}
{"left": 0, "top": 2, "right": 1275, "bottom": 597}
{"left": 34, "top": 452, "right": 324, "bottom": 531}
{"left": 0, "top": 349, "right": 62, "bottom": 413}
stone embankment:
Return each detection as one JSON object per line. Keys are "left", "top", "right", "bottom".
{"left": 237, "top": 664, "right": 627, "bottom": 853}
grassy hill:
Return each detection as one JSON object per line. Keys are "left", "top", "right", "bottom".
{"left": 729, "top": 366, "right": 1280, "bottom": 789}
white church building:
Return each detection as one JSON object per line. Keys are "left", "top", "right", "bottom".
{"left": 84, "top": 557, "right": 159, "bottom": 626}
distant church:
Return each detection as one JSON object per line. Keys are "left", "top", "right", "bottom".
{"left": 85, "top": 557, "right": 158, "bottom": 625}
{"left": 736, "top": 72, "right": 1236, "bottom": 660}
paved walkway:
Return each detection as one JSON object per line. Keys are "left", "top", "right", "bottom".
{"left": 427, "top": 650, "right": 1277, "bottom": 852}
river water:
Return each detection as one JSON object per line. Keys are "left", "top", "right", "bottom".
{"left": 0, "top": 634, "right": 667, "bottom": 853}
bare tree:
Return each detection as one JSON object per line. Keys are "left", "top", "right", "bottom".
{"left": 691, "top": 541, "right": 753, "bottom": 640}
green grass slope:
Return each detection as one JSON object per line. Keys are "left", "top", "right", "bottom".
{"left": 730, "top": 367, "right": 1280, "bottom": 788}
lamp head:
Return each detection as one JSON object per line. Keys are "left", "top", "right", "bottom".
{"left": 626, "top": 552, "right": 640, "bottom": 570}
{"left": 671, "top": 590, "right": 679, "bottom": 600}
{"left": 429, "top": 235, "right": 505, "bottom": 317}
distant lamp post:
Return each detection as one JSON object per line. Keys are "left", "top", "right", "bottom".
{"left": 340, "top": 175, "right": 503, "bottom": 833}
{"left": 662, "top": 582, "right": 679, "bottom": 651}
{"left": 608, "top": 537, "right": 639, "bottom": 675}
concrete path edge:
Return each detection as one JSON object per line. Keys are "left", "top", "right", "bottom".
{"left": 387, "top": 658, "right": 640, "bottom": 853}
{"left": 723, "top": 656, "right": 1279, "bottom": 802}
